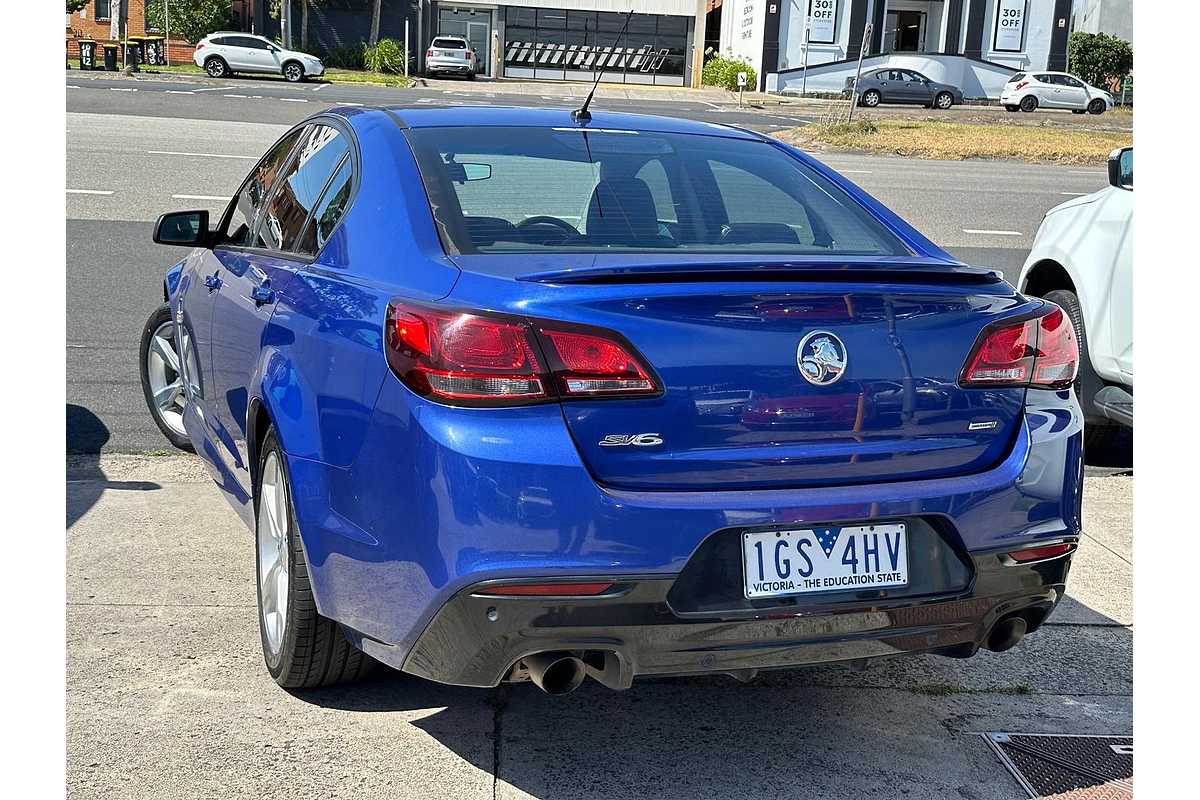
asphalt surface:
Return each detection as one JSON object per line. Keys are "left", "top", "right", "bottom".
{"left": 66, "top": 74, "right": 1113, "bottom": 455}
{"left": 65, "top": 454, "right": 1131, "bottom": 799}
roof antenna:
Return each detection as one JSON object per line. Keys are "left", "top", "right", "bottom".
{"left": 572, "top": 9, "right": 635, "bottom": 124}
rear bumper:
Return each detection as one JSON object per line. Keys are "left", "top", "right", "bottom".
{"left": 286, "top": 380, "right": 1083, "bottom": 681}
{"left": 398, "top": 549, "right": 1070, "bottom": 687}
{"left": 427, "top": 59, "right": 473, "bottom": 73}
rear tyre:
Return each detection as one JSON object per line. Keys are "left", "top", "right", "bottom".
{"left": 255, "top": 429, "right": 376, "bottom": 689}
{"left": 1042, "top": 289, "right": 1122, "bottom": 452}
{"left": 935, "top": 91, "right": 953, "bottom": 110}
{"left": 204, "top": 56, "right": 230, "bottom": 78}
{"left": 1019, "top": 95, "right": 1038, "bottom": 112}
{"left": 138, "top": 304, "right": 194, "bottom": 452}
{"left": 1087, "top": 98, "right": 1106, "bottom": 115}
{"left": 860, "top": 89, "right": 881, "bottom": 108}
{"left": 283, "top": 61, "right": 305, "bottom": 82}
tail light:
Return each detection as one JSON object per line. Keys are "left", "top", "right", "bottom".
{"left": 1005, "top": 542, "right": 1074, "bottom": 563}
{"left": 1015, "top": 80, "right": 1028, "bottom": 90}
{"left": 960, "top": 305, "right": 1078, "bottom": 390}
{"left": 385, "top": 301, "right": 661, "bottom": 406}
{"left": 195, "top": 42, "right": 206, "bottom": 51}
{"left": 426, "top": 48, "right": 433, "bottom": 57}
{"left": 473, "top": 582, "right": 614, "bottom": 597}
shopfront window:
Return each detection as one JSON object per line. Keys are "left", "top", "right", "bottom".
{"left": 503, "top": 7, "right": 688, "bottom": 86}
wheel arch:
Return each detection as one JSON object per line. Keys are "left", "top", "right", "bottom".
{"left": 1020, "top": 258, "right": 1075, "bottom": 298}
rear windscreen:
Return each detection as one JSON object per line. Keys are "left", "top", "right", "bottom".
{"left": 404, "top": 126, "right": 909, "bottom": 256}
{"left": 432, "top": 38, "right": 467, "bottom": 49}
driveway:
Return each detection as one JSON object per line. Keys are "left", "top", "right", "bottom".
{"left": 66, "top": 454, "right": 1131, "bottom": 799}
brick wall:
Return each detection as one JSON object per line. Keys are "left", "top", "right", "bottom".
{"left": 66, "top": 0, "right": 213, "bottom": 64}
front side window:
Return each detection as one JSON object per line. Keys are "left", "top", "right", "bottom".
{"left": 255, "top": 125, "right": 350, "bottom": 252}
{"left": 405, "top": 127, "right": 908, "bottom": 257}
{"left": 224, "top": 127, "right": 307, "bottom": 246}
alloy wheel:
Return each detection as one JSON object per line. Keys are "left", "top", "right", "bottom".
{"left": 257, "top": 451, "right": 290, "bottom": 658}
{"left": 285, "top": 64, "right": 303, "bottom": 82}
{"left": 145, "top": 320, "right": 187, "bottom": 436}
{"left": 206, "top": 59, "right": 225, "bottom": 78}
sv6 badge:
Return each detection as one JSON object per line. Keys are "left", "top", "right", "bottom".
{"left": 598, "top": 433, "right": 664, "bottom": 447}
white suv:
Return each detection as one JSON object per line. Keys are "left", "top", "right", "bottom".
{"left": 193, "top": 32, "right": 325, "bottom": 82}
{"left": 1019, "top": 147, "right": 1132, "bottom": 448}
{"left": 425, "top": 36, "right": 477, "bottom": 79}
{"left": 1001, "top": 71, "right": 1114, "bottom": 114}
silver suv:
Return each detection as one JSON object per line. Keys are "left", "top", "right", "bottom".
{"left": 192, "top": 32, "right": 325, "bottom": 82}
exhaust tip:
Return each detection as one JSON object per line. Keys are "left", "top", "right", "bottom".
{"left": 523, "top": 652, "right": 586, "bottom": 696}
{"left": 986, "top": 616, "right": 1028, "bottom": 653}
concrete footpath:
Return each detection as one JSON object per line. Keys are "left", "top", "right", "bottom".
{"left": 66, "top": 455, "right": 1131, "bottom": 799}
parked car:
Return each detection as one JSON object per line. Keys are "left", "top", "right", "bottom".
{"left": 425, "top": 35, "right": 477, "bottom": 78}
{"left": 1018, "top": 146, "right": 1131, "bottom": 448}
{"left": 145, "top": 107, "right": 1084, "bottom": 694}
{"left": 845, "top": 68, "right": 964, "bottom": 109}
{"left": 193, "top": 32, "right": 325, "bottom": 82}
{"left": 1001, "top": 71, "right": 1114, "bottom": 114}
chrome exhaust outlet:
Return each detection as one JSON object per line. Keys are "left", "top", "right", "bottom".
{"left": 985, "top": 616, "right": 1028, "bottom": 653}
{"left": 523, "top": 652, "right": 586, "bottom": 695}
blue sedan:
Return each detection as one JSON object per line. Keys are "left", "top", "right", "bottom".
{"left": 145, "top": 106, "right": 1084, "bottom": 694}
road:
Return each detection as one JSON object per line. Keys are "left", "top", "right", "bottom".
{"left": 66, "top": 75, "right": 1111, "bottom": 454}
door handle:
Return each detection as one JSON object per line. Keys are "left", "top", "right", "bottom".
{"left": 204, "top": 272, "right": 221, "bottom": 292}
{"left": 250, "top": 284, "right": 276, "bottom": 306}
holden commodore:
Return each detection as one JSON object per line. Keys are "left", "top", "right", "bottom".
{"left": 145, "top": 106, "right": 1083, "bottom": 694}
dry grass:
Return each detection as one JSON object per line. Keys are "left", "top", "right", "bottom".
{"left": 776, "top": 116, "right": 1131, "bottom": 165}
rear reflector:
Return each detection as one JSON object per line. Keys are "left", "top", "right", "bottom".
{"left": 1006, "top": 542, "right": 1074, "bottom": 562}
{"left": 474, "top": 582, "right": 615, "bottom": 597}
{"left": 960, "top": 304, "right": 1079, "bottom": 390}
{"left": 385, "top": 301, "right": 660, "bottom": 406}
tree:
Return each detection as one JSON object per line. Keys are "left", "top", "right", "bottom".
{"left": 1068, "top": 31, "right": 1132, "bottom": 89}
{"left": 144, "top": 0, "right": 234, "bottom": 45}
{"left": 369, "top": 0, "right": 382, "bottom": 46}
{"left": 66, "top": 0, "right": 89, "bottom": 13}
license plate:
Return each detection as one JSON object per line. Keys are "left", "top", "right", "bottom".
{"left": 742, "top": 523, "right": 908, "bottom": 599}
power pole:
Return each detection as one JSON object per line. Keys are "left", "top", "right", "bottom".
{"left": 847, "top": 23, "right": 872, "bottom": 123}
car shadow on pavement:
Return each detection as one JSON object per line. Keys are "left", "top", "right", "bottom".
{"left": 67, "top": 403, "right": 160, "bottom": 528}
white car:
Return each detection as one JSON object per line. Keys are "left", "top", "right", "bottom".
{"left": 193, "top": 32, "right": 325, "bottom": 82}
{"left": 425, "top": 36, "right": 477, "bottom": 79}
{"left": 1001, "top": 71, "right": 1114, "bottom": 114}
{"left": 1018, "top": 146, "right": 1132, "bottom": 447}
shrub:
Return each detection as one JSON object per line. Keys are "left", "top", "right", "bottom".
{"left": 1067, "top": 31, "right": 1132, "bottom": 88}
{"left": 362, "top": 38, "right": 407, "bottom": 74}
{"left": 321, "top": 42, "right": 366, "bottom": 70}
{"left": 702, "top": 54, "right": 757, "bottom": 92}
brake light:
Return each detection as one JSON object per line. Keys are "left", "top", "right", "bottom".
{"left": 385, "top": 301, "right": 660, "bottom": 405}
{"left": 1006, "top": 542, "right": 1074, "bottom": 562}
{"left": 960, "top": 305, "right": 1078, "bottom": 389}
{"left": 426, "top": 48, "right": 433, "bottom": 57}
{"left": 1015, "top": 80, "right": 1028, "bottom": 90}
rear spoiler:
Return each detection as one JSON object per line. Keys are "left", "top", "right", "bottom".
{"left": 518, "top": 263, "right": 1005, "bottom": 286}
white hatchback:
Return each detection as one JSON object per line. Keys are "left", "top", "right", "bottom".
{"left": 193, "top": 32, "right": 325, "bottom": 82}
{"left": 1001, "top": 71, "right": 1114, "bottom": 114}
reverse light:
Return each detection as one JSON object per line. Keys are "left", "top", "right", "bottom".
{"left": 1005, "top": 542, "right": 1074, "bottom": 563}
{"left": 473, "top": 582, "right": 615, "bottom": 597}
{"left": 960, "top": 305, "right": 1078, "bottom": 390}
{"left": 385, "top": 301, "right": 661, "bottom": 406}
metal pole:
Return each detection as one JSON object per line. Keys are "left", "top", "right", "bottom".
{"left": 847, "top": 22, "right": 872, "bottom": 123}
{"left": 801, "top": 26, "right": 810, "bottom": 96}
{"left": 405, "top": 20, "right": 410, "bottom": 77}
{"left": 164, "top": 0, "right": 170, "bottom": 66}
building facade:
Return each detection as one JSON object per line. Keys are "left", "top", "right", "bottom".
{"left": 1072, "top": 0, "right": 1132, "bottom": 42}
{"left": 718, "top": 0, "right": 1079, "bottom": 98}
{"left": 66, "top": 0, "right": 244, "bottom": 63}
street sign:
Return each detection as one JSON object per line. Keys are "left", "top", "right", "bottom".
{"left": 737, "top": 71, "right": 748, "bottom": 88}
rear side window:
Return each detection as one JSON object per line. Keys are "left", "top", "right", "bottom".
{"left": 432, "top": 38, "right": 467, "bottom": 49}
{"left": 405, "top": 126, "right": 908, "bottom": 257}
{"left": 225, "top": 127, "right": 307, "bottom": 246}
{"left": 210, "top": 36, "right": 234, "bottom": 46}
{"left": 296, "top": 158, "right": 354, "bottom": 255}
{"left": 255, "top": 124, "right": 350, "bottom": 252}
{"left": 1009, "top": 72, "right": 1026, "bottom": 83}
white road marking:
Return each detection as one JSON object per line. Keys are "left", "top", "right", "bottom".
{"left": 172, "top": 194, "right": 228, "bottom": 201}
{"left": 336, "top": 102, "right": 364, "bottom": 107}
{"left": 165, "top": 90, "right": 195, "bottom": 95}
{"left": 1060, "top": 191, "right": 1088, "bottom": 196}
{"left": 962, "top": 228, "right": 1023, "bottom": 236}
{"left": 109, "top": 87, "right": 137, "bottom": 92}
{"left": 67, "top": 85, "right": 80, "bottom": 89}
{"left": 193, "top": 86, "right": 231, "bottom": 92}
{"left": 224, "top": 93, "right": 251, "bottom": 98}
{"left": 279, "top": 97, "right": 309, "bottom": 103}
{"left": 148, "top": 150, "right": 257, "bottom": 160}
{"left": 67, "top": 189, "right": 114, "bottom": 195}
{"left": 312, "top": 84, "right": 327, "bottom": 91}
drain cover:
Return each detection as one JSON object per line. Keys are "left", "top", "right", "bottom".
{"left": 983, "top": 733, "right": 1132, "bottom": 799}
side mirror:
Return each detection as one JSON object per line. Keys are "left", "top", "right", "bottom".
{"left": 1107, "top": 146, "right": 1132, "bottom": 190}
{"left": 154, "top": 210, "right": 211, "bottom": 247}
